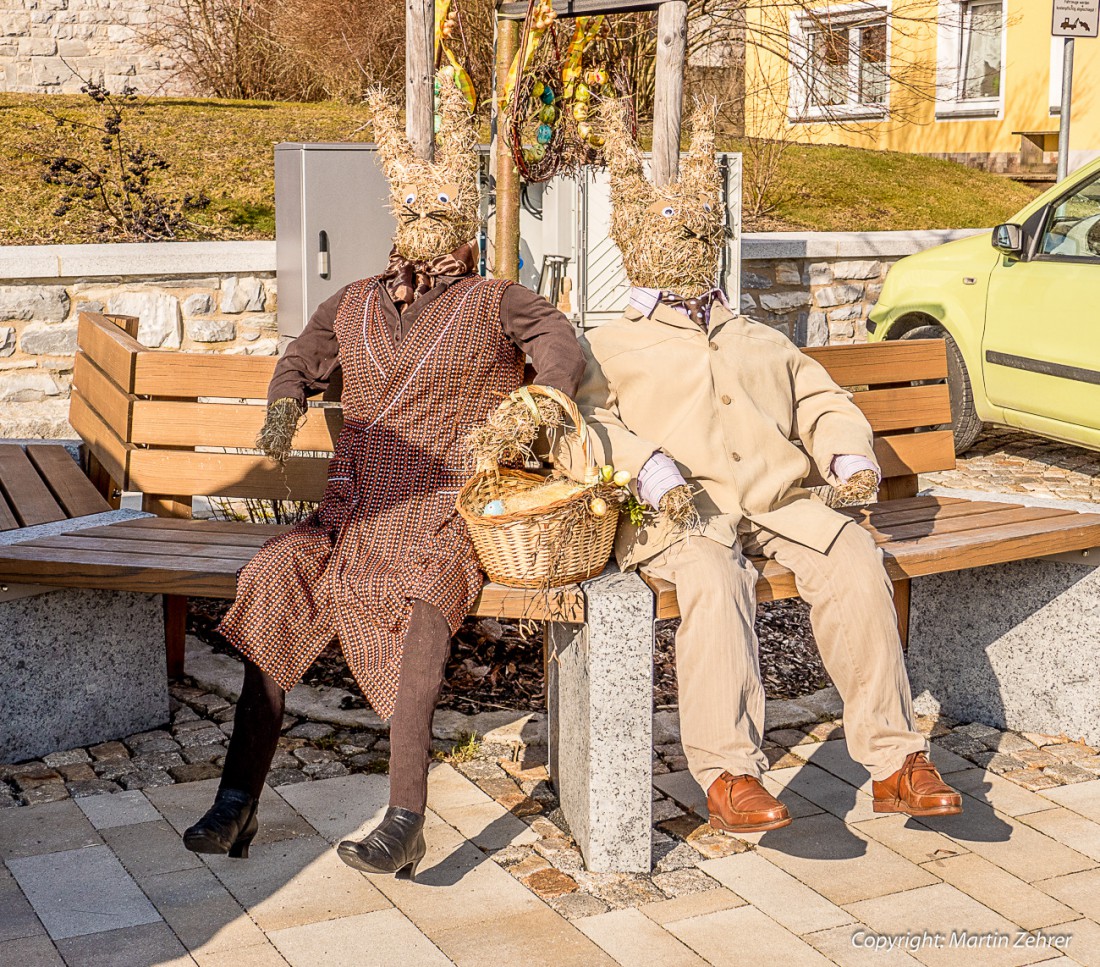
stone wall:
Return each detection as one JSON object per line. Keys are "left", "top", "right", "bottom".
{"left": 0, "top": 0, "right": 179, "bottom": 94}
{"left": 0, "top": 241, "right": 276, "bottom": 437}
{"left": 0, "top": 231, "right": 984, "bottom": 439}
{"left": 737, "top": 230, "right": 983, "bottom": 347}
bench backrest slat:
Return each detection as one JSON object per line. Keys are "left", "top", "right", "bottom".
{"left": 72, "top": 311, "right": 955, "bottom": 508}
{"left": 133, "top": 351, "right": 276, "bottom": 399}
{"left": 130, "top": 400, "right": 343, "bottom": 451}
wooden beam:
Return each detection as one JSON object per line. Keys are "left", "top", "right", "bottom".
{"left": 407, "top": 0, "right": 435, "bottom": 160}
{"left": 494, "top": 16, "right": 521, "bottom": 281}
{"left": 497, "top": 0, "right": 661, "bottom": 18}
{"left": 652, "top": 0, "right": 687, "bottom": 187}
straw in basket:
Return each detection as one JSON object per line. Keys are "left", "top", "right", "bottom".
{"left": 457, "top": 385, "right": 620, "bottom": 589}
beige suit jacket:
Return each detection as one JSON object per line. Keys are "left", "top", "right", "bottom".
{"left": 557, "top": 302, "right": 878, "bottom": 569}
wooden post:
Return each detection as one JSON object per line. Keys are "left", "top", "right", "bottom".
{"left": 142, "top": 493, "right": 192, "bottom": 679}
{"left": 407, "top": 0, "right": 435, "bottom": 160}
{"left": 652, "top": 0, "right": 687, "bottom": 187}
{"left": 494, "top": 16, "right": 521, "bottom": 281}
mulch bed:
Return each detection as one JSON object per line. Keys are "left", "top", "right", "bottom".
{"left": 188, "top": 597, "right": 828, "bottom": 715}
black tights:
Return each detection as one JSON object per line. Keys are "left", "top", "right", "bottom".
{"left": 219, "top": 600, "right": 452, "bottom": 814}
{"left": 219, "top": 658, "right": 285, "bottom": 800}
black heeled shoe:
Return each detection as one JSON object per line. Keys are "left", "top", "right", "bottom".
{"left": 183, "top": 788, "right": 259, "bottom": 859}
{"left": 337, "top": 807, "right": 426, "bottom": 881}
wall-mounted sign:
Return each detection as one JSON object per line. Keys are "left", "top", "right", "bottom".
{"left": 1053, "top": 0, "right": 1099, "bottom": 38}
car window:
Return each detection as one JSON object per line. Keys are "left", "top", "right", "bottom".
{"left": 1039, "top": 170, "right": 1100, "bottom": 259}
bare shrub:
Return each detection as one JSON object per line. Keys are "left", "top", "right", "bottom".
{"left": 146, "top": 0, "right": 323, "bottom": 100}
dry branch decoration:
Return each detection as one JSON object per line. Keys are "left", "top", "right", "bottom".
{"left": 601, "top": 96, "right": 726, "bottom": 295}
{"left": 365, "top": 68, "right": 481, "bottom": 262}
{"left": 501, "top": 0, "right": 635, "bottom": 183}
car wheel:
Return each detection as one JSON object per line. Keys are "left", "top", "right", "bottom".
{"left": 900, "top": 324, "right": 983, "bottom": 453}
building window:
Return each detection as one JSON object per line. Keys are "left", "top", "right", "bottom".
{"left": 791, "top": 5, "right": 890, "bottom": 120}
{"left": 958, "top": 0, "right": 1002, "bottom": 99}
{"left": 936, "top": 0, "right": 1004, "bottom": 118}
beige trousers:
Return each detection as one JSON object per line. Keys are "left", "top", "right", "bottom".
{"left": 645, "top": 521, "right": 928, "bottom": 792}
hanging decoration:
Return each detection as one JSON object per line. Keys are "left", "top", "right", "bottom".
{"left": 435, "top": 0, "right": 478, "bottom": 114}
{"left": 500, "top": 0, "right": 635, "bottom": 182}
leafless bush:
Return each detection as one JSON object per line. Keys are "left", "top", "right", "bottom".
{"left": 146, "top": 0, "right": 323, "bottom": 100}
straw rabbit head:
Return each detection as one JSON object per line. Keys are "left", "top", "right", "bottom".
{"left": 601, "top": 99, "right": 724, "bottom": 295}
{"left": 365, "top": 69, "right": 481, "bottom": 263}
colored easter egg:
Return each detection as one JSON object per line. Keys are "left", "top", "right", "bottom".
{"left": 536, "top": 124, "right": 553, "bottom": 144}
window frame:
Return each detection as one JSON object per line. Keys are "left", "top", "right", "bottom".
{"left": 788, "top": 1, "right": 892, "bottom": 123}
{"left": 935, "top": 0, "right": 1006, "bottom": 120}
{"left": 1032, "top": 169, "right": 1100, "bottom": 264}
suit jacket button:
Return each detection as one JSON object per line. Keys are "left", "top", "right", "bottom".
{"left": 721, "top": 394, "right": 731, "bottom": 405}
{"left": 709, "top": 341, "right": 719, "bottom": 351}
{"left": 731, "top": 451, "right": 741, "bottom": 461}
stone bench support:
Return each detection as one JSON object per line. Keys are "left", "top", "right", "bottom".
{"left": 547, "top": 567, "right": 654, "bottom": 873}
{"left": 908, "top": 487, "right": 1100, "bottom": 748}
{"left": 0, "top": 510, "right": 168, "bottom": 763}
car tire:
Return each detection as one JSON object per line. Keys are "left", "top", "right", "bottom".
{"left": 900, "top": 325, "right": 983, "bottom": 453}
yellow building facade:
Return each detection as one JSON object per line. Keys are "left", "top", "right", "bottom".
{"left": 744, "top": 0, "right": 1100, "bottom": 173}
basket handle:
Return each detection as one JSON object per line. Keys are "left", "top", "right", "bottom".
{"left": 507, "top": 384, "right": 598, "bottom": 485}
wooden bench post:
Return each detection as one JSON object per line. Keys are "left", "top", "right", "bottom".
{"left": 879, "top": 473, "right": 918, "bottom": 649}
{"left": 142, "top": 493, "right": 193, "bottom": 680}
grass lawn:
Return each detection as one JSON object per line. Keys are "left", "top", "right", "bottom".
{"left": 0, "top": 93, "right": 1040, "bottom": 245}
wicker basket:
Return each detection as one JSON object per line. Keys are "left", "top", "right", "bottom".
{"left": 457, "top": 385, "right": 619, "bottom": 589}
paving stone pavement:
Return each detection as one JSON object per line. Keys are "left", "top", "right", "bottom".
{"left": 3, "top": 743, "right": 1099, "bottom": 965}
{"left": 924, "top": 427, "right": 1100, "bottom": 504}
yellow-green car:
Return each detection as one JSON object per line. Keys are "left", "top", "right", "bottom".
{"left": 868, "top": 156, "right": 1100, "bottom": 453}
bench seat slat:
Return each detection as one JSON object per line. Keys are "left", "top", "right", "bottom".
{"left": 841, "top": 498, "right": 1006, "bottom": 529}
{"left": 0, "top": 538, "right": 582, "bottom": 621}
{"left": 84, "top": 517, "right": 298, "bottom": 536}
{"left": 29, "top": 535, "right": 261, "bottom": 562}
{"left": 26, "top": 446, "right": 111, "bottom": 519}
{"left": 863, "top": 505, "right": 1074, "bottom": 545}
{"left": 0, "top": 545, "right": 241, "bottom": 597}
{"left": 0, "top": 493, "right": 19, "bottom": 533}
{"left": 646, "top": 505, "right": 1100, "bottom": 618}
{"left": 0, "top": 445, "right": 67, "bottom": 528}
{"left": 79, "top": 522, "right": 293, "bottom": 548}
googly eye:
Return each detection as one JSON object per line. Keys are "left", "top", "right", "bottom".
{"left": 403, "top": 192, "right": 417, "bottom": 206}
{"left": 661, "top": 206, "right": 675, "bottom": 218}
{"left": 437, "top": 191, "right": 451, "bottom": 204}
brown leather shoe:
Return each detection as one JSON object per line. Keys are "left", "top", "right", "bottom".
{"left": 707, "top": 772, "right": 792, "bottom": 833}
{"left": 872, "top": 752, "right": 963, "bottom": 817}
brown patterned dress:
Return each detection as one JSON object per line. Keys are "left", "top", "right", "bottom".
{"left": 219, "top": 275, "right": 526, "bottom": 717}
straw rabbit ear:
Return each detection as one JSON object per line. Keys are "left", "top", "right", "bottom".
{"left": 679, "top": 97, "right": 719, "bottom": 197}
{"left": 599, "top": 99, "right": 650, "bottom": 200}
{"left": 365, "top": 85, "right": 413, "bottom": 184}
{"left": 433, "top": 68, "right": 480, "bottom": 185}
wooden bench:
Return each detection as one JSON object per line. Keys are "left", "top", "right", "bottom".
{"left": 0, "top": 439, "right": 167, "bottom": 764}
{"left": 2, "top": 310, "right": 1100, "bottom": 871}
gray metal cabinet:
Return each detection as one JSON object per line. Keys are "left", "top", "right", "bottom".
{"left": 274, "top": 143, "right": 396, "bottom": 339}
